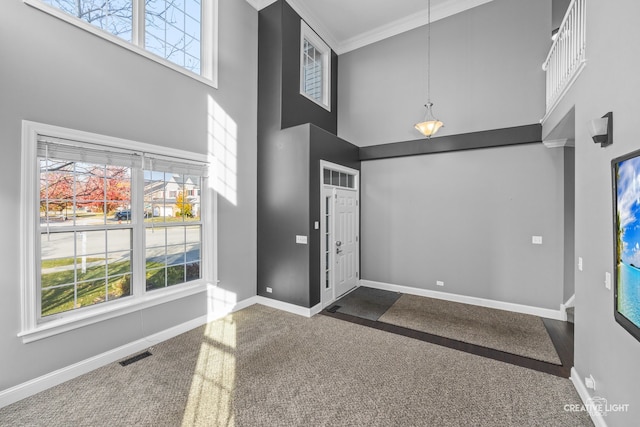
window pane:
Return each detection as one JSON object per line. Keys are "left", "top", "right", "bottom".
{"left": 108, "top": 229, "right": 132, "bottom": 252}
{"left": 76, "top": 258, "right": 106, "bottom": 282}
{"left": 108, "top": 250, "right": 132, "bottom": 275}
{"left": 145, "top": 0, "right": 201, "bottom": 74}
{"left": 146, "top": 227, "right": 166, "bottom": 248}
{"left": 187, "top": 241, "right": 200, "bottom": 260}
{"left": 167, "top": 227, "right": 186, "bottom": 246}
{"left": 42, "top": 285, "right": 75, "bottom": 317}
{"left": 77, "top": 279, "right": 107, "bottom": 308}
{"left": 41, "top": 0, "right": 133, "bottom": 42}
{"left": 146, "top": 267, "right": 165, "bottom": 290}
{"left": 41, "top": 233, "right": 75, "bottom": 261}
{"left": 145, "top": 223, "right": 200, "bottom": 290}
{"left": 167, "top": 264, "right": 185, "bottom": 286}
{"left": 38, "top": 153, "right": 133, "bottom": 317}
{"left": 108, "top": 273, "right": 131, "bottom": 300}
{"left": 302, "top": 39, "right": 323, "bottom": 102}
{"left": 331, "top": 170, "right": 339, "bottom": 185}
{"left": 186, "top": 262, "right": 200, "bottom": 282}
{"left": 167, "top": 244, "right": 186, "bottom": 266}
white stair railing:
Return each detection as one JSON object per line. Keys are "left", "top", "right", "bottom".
{"left": 542, "top": 0, "right": 586, "bottom": 116}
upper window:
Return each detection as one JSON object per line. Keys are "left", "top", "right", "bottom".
{"left": 300, "top": 21, "right": 331, "bottom": 111}
{"left": 21, "top": 121, "right": 212, "bottom": 342}
{"left": 25, "top": 0, "right": 217, "bottom": 86}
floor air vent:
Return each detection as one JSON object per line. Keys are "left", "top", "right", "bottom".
{"left": 326, "top": 305, "right": 341, "bottom": 313}
{"left": 119, "top": 351, "right": 152, "bottom": 366}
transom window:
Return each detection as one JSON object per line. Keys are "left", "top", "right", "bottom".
{"left": 300, "top": 20, "right": 331, "bottom": 110}
{"left": 323, "top": 168, "right": 356, "bottom": 189}
{"left": 21, "top": 121, "right": 212, "bottom": 342}
{"left": 26, "top": 0, "right": 217, "bottom": 85}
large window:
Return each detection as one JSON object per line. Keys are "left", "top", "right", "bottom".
{"left": 21, "top": 121, "right": 212, "bottom": 342}
{"left": 300, "top": 20, "right": 331, "bottom": 110}
{"left": 25, "top": 0, "right": 217, "bottom": 85}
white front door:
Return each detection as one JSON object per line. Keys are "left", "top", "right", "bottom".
{"left": 334, "top": 188, "right": 358, "bottom": 298}
{"left": 320, "top": 162, "right": 360, "bottom": 309}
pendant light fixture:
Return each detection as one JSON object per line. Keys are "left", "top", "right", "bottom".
{"left": 414, "top": 0, "right": 444, "bottom": 138}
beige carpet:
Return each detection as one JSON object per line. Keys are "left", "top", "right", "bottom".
{"left": 378, "top": 294, "right": 562, "bottom": 364}
{"left": 0, "top": 304, "right": 591, "bottom": 426}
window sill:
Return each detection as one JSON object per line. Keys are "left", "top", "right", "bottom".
{"left": 23, "top": 0, "right": 218, "bottom": 89}
{"left": 18, "top": 281, "right": 210, "bottom": 344}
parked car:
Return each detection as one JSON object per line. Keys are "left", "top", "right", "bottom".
{"left": 114, "top": 210, "right": 131, "bottom": 220}
{"left": 114, "top": 210, "right": 151, "bottom": 220}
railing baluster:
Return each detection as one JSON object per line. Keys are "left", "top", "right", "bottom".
{"left": 542, "top": 0, "right": 585, "bottom": 113}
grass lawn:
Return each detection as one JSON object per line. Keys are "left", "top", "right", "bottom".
{"left": 41, "top": 257, "right": 102, "bottom": 269}
{"left": 41, "top": 260, "right": 200, "bottom": 317}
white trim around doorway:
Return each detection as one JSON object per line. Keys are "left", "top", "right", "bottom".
{"left": 319, "top": 160, "right": 360, "bottom": 309}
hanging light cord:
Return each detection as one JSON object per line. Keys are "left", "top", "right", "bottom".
{"left": 427, "top": 0, "right": 431, "bottom": 105}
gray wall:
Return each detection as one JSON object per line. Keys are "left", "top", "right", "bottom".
{"left": 541, "top": 2, "right": 640, "bottom": 425}
{"left": 552, "top": 0, "right": 572, "bottom": 32}
{"left": 257, "top": 1, "right": 359, "bottom": 308}
{"left": 361, "top": 143, "right": 565, "bottom": 309}
{"left": 338, "top": 0, "right": 550, "bottom": 146}
{"left": 0, "top": 0, "right": 257, "bottom": 391}
{"left": 563, "top": 147, "right": 575, "bottom": 303}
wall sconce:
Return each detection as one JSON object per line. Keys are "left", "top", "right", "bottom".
{"left": 588, "top": 112, "right": 613, "bottom": 147}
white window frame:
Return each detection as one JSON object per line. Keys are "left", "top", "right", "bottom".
{"left": 23, "top": 0, "right": 219, "bottom": 88}
{"left": 300, "top": 20, "right": 331, "bottom": 111}
{"left": 19, "top": 120, "right": 217, "bottom": 343}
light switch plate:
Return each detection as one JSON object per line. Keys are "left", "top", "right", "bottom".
{"left": 296, "top": 235, "right": 308, "bottom": 244}
{"left": 532, "top": 236, "right": 543, "bottom": 245}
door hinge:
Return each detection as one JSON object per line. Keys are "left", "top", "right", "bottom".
{"left": 356, "top": 200, "right": 359, "bottom": 206}
{"left": 356, "top": 272, "right": 359, "bottom": 278}
{"left": 356, "top": 235, "right": 358, "bottom": 242}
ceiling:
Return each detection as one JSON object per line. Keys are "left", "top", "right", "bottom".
{"left": 247, "top": 0, "right": 494, "bottom": 54}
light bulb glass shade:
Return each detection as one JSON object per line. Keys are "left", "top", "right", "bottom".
{"left": 415, "top": 102, "right": 443, "bottom": 137}
{"left": 414, "top": 120, "right": 443, "bottom": 137}
{"left": 588, "top": 117, "right": 608, "bottom": 139}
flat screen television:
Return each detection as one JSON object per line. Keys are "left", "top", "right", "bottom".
{"left": 612, "top": 151, "right": 640, "bottom": 342}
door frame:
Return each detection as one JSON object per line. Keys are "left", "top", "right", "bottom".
{"left": 319, "top": 160, "right": 360, "bottom": 308}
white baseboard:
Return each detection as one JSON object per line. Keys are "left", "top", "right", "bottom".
{"left": 570, "top": 368, "right": 608, "bottom": 427}
{"left": 0, "top": 291, "right": 327, "bottom": 410}
{"left": 255, "top": 296, "right": 321, "bottom": 318}
{"left": 0, "top": 295, "right": 255, "bottom": 410}
{"left": 559, "top": 294, "right": 576, "bottom": 322}
{"left": 361, "top": 279, "right": 565, "bottom": 321}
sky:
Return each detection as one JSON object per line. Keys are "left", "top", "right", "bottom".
{"left": 617, "top": 155, "right": 640, "bottom": 266}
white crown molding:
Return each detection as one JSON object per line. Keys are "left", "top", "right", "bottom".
{"left": 245, "top": 0, "right": 277, "bottom": 11}
{"left": 543, "top": 138, "right": 575, "bottom": 148}
{"left": 247, "top": 0, "right": 494, "bottom": 55}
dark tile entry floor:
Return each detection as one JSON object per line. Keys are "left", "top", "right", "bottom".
{"left": 322, "top": 287, "right": 574, "bottom": 378}
{"left": 327, "top": 287, "right": 401, "bottom": 320}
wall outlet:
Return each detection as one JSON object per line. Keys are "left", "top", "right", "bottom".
{"left": 605, "top": 272, "right": 611, "bottom": 290}
{"left": 266, "top": 287, "right": 273, "bottom": 293}
{"left": 296, "top": 235, "right": 308, "bottom": 244}
{"left": 578, "top": 257, "right": 583, "bottom": 271}
{"left": 436, "top": 280, "right": 444, "bottom": 287}
{"left": 532, "top": 235, "right": 543, "bottom": 245}
{"left": 585, "top": 374, "right": 596, "bottom": 390}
